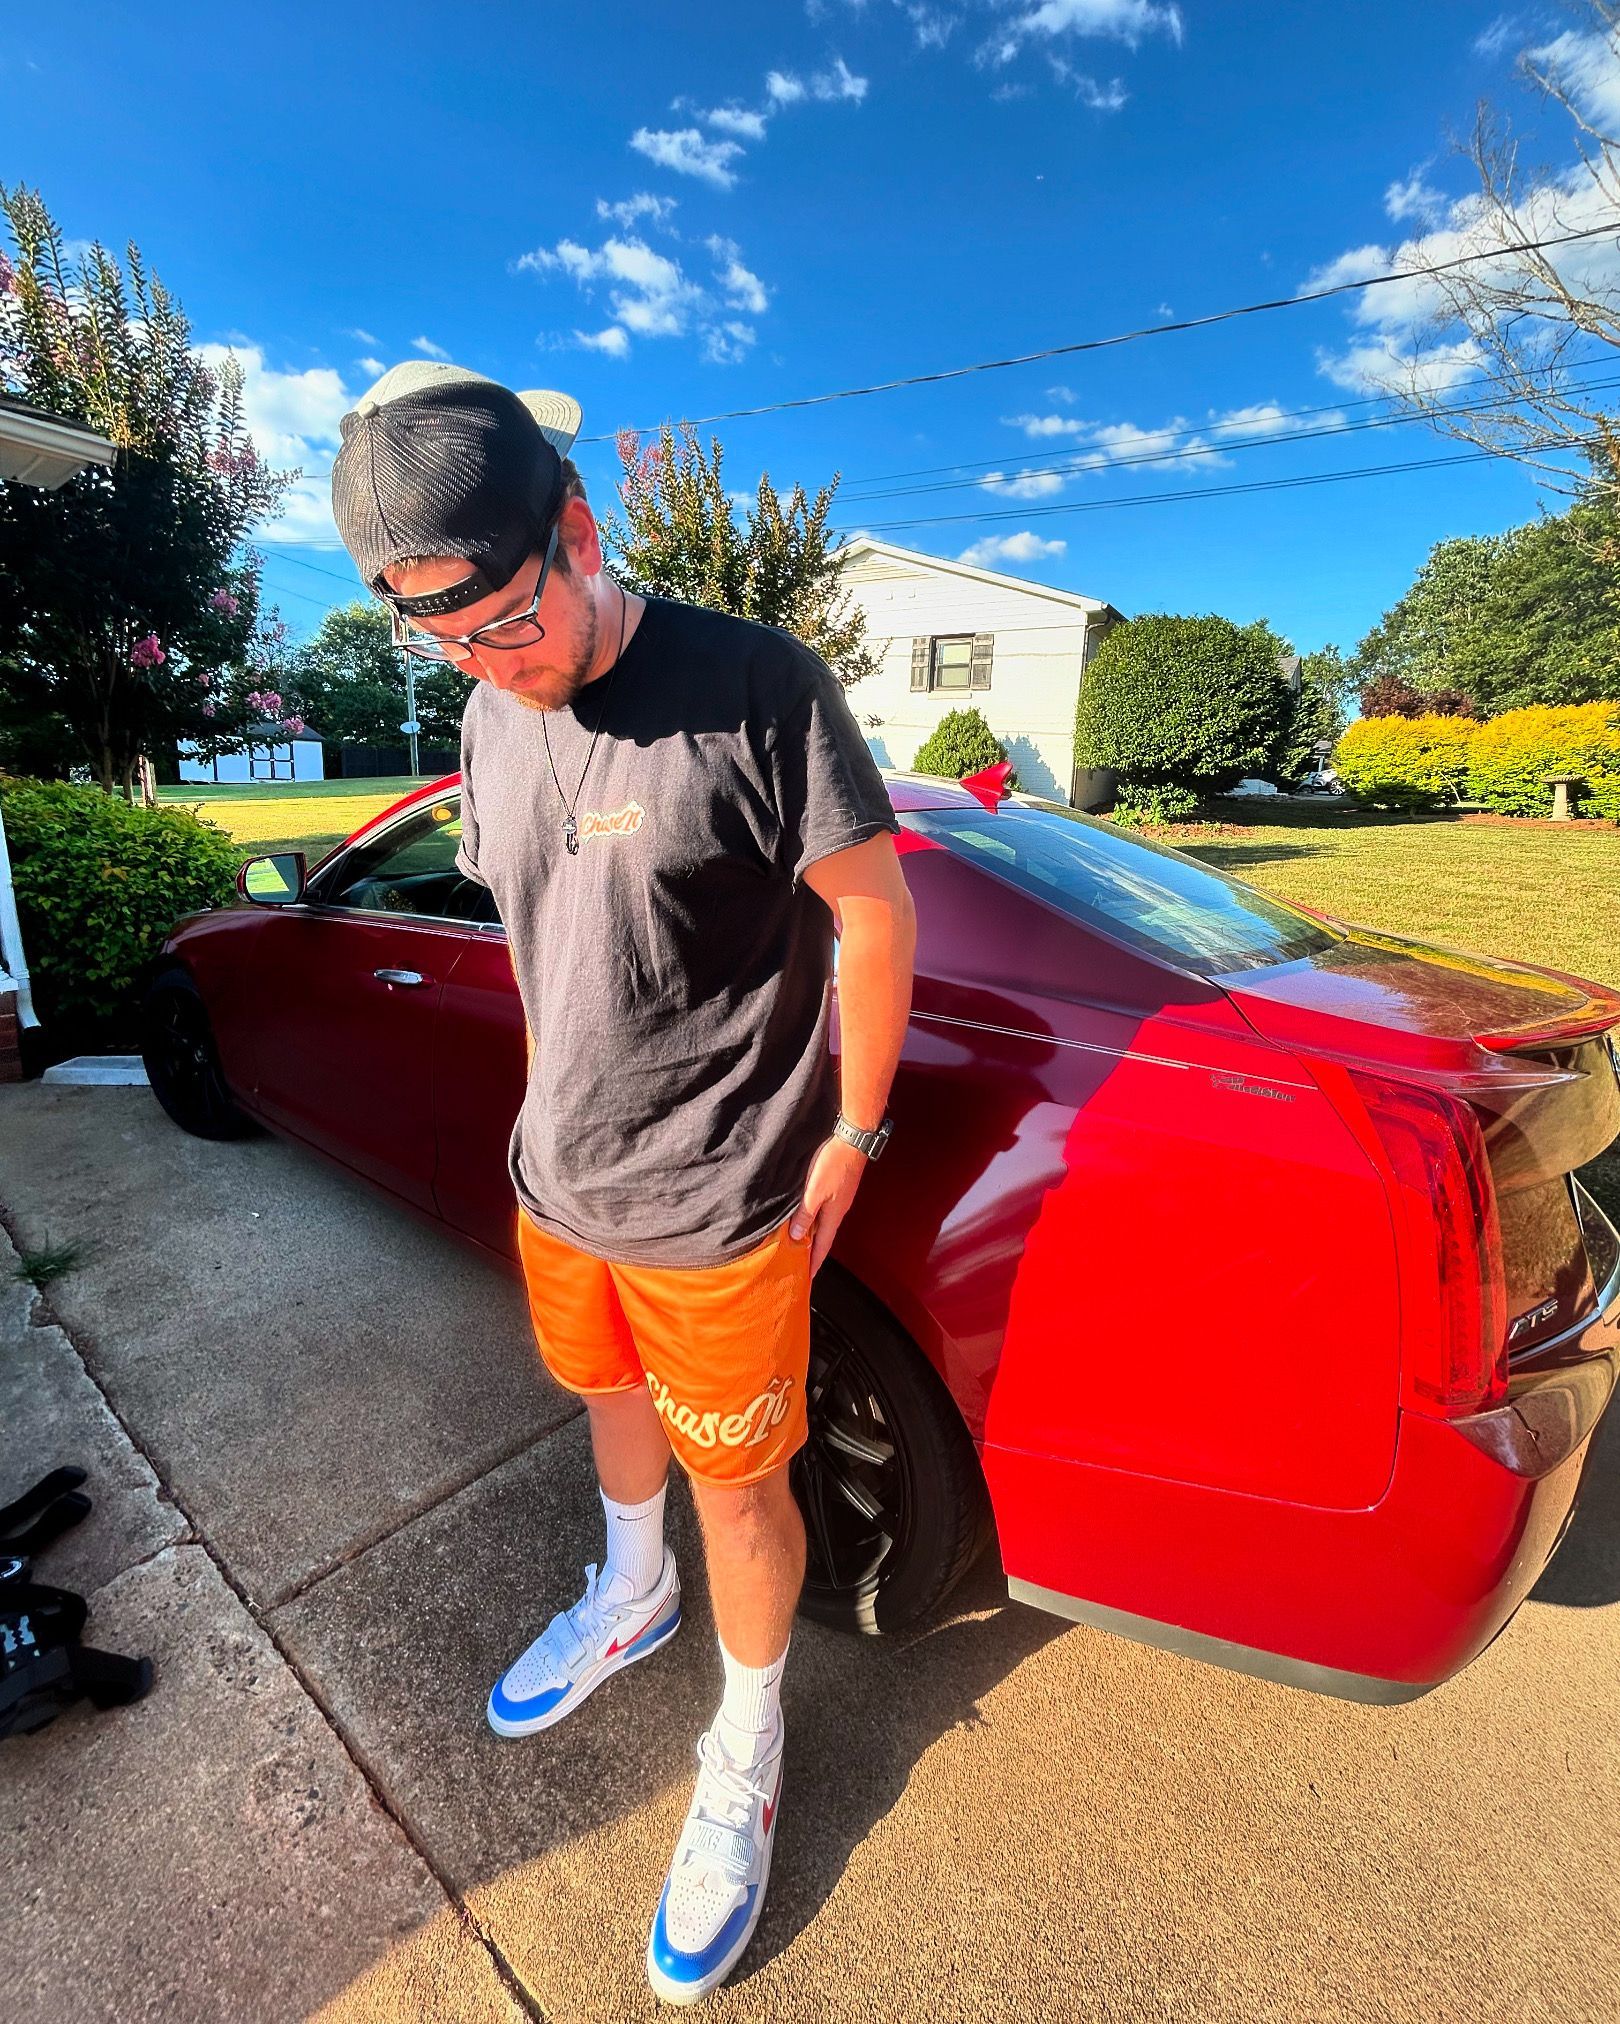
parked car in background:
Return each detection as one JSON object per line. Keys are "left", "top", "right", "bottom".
{"left": 141, "top": 768, "right": 1620, "bottom": 1702}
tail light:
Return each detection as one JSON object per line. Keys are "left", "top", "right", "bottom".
{"left": 1346, "top": 1068, "right": 1509, "bottom": 1417}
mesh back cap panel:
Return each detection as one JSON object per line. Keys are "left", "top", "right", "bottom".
{"left": 331, "top": 362, "right": 583, "bottom": 593}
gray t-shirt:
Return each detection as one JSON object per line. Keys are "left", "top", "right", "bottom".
{"left": 455, "top": 594, "right": 898, "bottom": 1268}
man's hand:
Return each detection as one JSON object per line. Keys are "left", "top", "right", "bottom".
{"left": 789, "top": 1135, "right": 870, "bottom": 1277}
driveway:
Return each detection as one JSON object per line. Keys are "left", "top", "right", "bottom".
{"left": 3, "top": 1081, "right": 1618, "bottom": 2022}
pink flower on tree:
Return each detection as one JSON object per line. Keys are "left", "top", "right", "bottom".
{"left": 245, "top": 689, "right": 283, "bottom": 718}
{"left": 279, "top": 715, "right": 307, "bottom": 738}
{"left": 195, "top": 670, "right": 212, "bottom": 689}
{"left": 130, "top": 633, "right": 166, "bottom": 669}
{"left": 201, "top": 699, "right": 217, "bottom": 718}
{"left": 209, "top": 588, "right": 241, "bottom": 617}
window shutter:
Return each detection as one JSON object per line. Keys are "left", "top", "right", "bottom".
{"left": 969, "top": 632, "right": 994, "bottom": 690}
{"left": 910, "top": 637, "right": 930, "bottom": 691}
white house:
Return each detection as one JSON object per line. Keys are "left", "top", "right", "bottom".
{"left": 178, "top": 724, "right": 326, "bottom": 784}
{"left": 836, "top": 537, "right": 1123, "bottom": 806}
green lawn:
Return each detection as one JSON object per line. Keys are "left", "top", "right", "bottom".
{"left": 158, "top": 775, "right": 437, "bottom": 860}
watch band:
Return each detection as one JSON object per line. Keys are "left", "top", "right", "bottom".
{"left": 833, "top": 1112, "right": 893, "bottom": 1161}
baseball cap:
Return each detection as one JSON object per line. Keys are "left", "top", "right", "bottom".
{"left": 331, "top": 362, "right": 584, "bottom": 619}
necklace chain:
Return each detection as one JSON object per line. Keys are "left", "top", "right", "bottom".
{"left": 540, "top": 586, "right": 630, "bottom": 857}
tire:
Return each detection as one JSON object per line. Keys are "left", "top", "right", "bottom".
{"left": 793, "top": 1265, "right": 994, "bottom": 1636}
{"left": 140, "top": 966, "right": 259, "bottom": 1142}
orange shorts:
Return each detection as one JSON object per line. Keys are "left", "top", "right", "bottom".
{"left": 514, "top": 1207, "right": 812, "bottom": 1488}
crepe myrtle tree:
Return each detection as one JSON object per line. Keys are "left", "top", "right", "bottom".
{"left": 601, "top": 423, "right": 877, "bottom": 688}
{"left": 0, "top": 185, "right": 295, "bottom": 797}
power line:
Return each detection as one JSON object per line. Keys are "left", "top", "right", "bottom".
{"left": 579, "top": 223, "right": 1620, "bottom": 441}
{"left": 837, "top": 444, "right": 1528, "bottom": 536}
{"left": 838, "top": 365, "right": 1620, "bottom": 500}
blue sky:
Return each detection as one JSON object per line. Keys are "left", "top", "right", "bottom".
{"left": 3, "top": 1, "right": 1609, "bottom": 654}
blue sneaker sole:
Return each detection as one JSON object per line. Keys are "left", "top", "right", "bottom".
{"left": 486, "top": 1602, "right": 681, "bottom": 1738}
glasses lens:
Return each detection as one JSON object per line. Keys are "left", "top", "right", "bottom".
{"left": 472, "top": 616, "right": 546, "bottom": 652}
{"left": 401, "top": 635, "right": 469, "bottom": 664}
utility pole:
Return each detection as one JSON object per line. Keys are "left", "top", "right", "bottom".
{"left": 401, "top": 658, "right": 421, "bottom": 778}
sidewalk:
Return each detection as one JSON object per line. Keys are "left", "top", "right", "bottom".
{"left": 4, "top": 1082, "right": 1620, "bottom": 2023}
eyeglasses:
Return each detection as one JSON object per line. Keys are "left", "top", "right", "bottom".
{"left": 390, "top": 527, "right": 559, "bottom": 666}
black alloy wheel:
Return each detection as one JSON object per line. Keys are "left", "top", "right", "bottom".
{"left": 141, "top": 968, "right": 258, "bottom": 1141}
{"left": 793, "top": 1267, "right": 993, "bottom": 1637}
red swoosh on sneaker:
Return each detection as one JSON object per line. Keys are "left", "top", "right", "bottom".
{"left": 763, "top": 1775, "right": 783, "bottom": 1835}
{"left": 603, "top": 1609, "right": 663, "bottom": 1660}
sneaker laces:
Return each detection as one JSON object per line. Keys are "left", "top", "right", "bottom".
{"left": 524, "top": 1563, "right": 613, "bottom": 1686}
{"left": 678, "top": 1727, "right": 774, "bottom": 1893}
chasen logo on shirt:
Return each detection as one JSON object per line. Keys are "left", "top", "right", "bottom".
{"left": 578, "top": 801, "right": 645, "bottom": 842}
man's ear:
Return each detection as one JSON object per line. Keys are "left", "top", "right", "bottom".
{"left": 558, "top": 496, "right": 604, "bottom": 576}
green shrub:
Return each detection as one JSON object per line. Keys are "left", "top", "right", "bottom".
{"left": 1074, "top": 613, "right": 1294, "bottom": 804}
{"left": 911, "top": 707, "right": 1013, "bottom": 783}
{"left": 1331, "top": 714, "right": 1477, "bottom": 809}
{"left": 0, "top": 776, "right": 240, "bottom": 1040}
{"left": 1112, "top": 781, "right": 1204, "bottom": 824}
{"left": 1466, "top": 702, "right": 1620, "bottom": 819}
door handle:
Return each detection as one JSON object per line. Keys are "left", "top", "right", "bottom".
{"left": 373, "top": 968, "right": 428, "bottom": 987}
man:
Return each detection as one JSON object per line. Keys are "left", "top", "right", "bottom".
{"left": 331, "top": 363, "right": 916, "bottom": 2005}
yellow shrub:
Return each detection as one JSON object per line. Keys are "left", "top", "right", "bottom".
{"left": 1467, "top": 703, "right": 1620, "bottom": 819}
{"left": 1332, "top": 714, "right": 1477, "bottom": 809}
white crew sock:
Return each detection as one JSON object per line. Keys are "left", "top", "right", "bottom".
{"left": 716, "top": 1636, "right": 788, "bottom": 1766}
{"left": 600, "top": 1483, "right": 666, "bottom": 1601}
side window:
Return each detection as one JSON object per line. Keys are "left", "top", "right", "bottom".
{"left": 320, "top": 799, "right": 498, "bottom": 924}
{"left": 910, "top": 633, "right": 994, "bottom": 693}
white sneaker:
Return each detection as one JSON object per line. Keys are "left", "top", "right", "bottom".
{"left": 646, "top": 1715, "right": 784, "bottom": 2005}
{"left": 485, "top": 1551, "right": 680, "bottom": 1737}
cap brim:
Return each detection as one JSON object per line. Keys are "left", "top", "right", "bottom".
{"left": 518, "top": 389, "right": 583, "bottom": 459}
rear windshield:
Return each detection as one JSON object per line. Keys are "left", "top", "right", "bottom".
{"left": 900, "top": 801, "right": 1343, "bottom": 977}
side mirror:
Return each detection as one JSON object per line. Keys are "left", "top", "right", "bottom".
{"left": 237, "top": 852, "right": 307, "bottom": 906}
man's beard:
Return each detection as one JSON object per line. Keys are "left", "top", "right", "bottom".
{"left": 509, "top": 594, "right": 600, "bottom": 713}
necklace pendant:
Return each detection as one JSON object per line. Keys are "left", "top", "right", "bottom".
{"left": 563, "top": 814, "right": 579, "bottom": 856}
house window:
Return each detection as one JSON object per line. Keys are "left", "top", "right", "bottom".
{"left": 932, "top": 636, "right": 974, "bottom": 690}
{"left": 911, "top": 632, "right": 994, "bottom": 693}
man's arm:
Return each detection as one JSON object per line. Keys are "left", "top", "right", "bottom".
{"left": 789, "top": 832, "right": 917, "bottom": 1274}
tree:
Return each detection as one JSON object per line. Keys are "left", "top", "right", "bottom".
{"left": 1352, "top": 0, "right": 1620, "bottom": 494}
{"left": 600, "top": 425, "right": 876, "bottom": 686}
{"left": 1276, "top": 650, "right": 1354, "bottom": 784}
{"left": 1074, "top": 613, "right": 1296, "bottom": 809}
{"left": 0, "top": 186, "right": 291, "bottom": 795}
{"left": 911, "top": 707, "right": 1011, "bottom": 782}
{"left": 290, "top": 601, "right": 468, "bottom": 750}
{"left": 1349, "top": 498, "right": 1620, "bottom": 713}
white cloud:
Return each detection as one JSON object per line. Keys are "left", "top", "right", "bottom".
{"left": 903, "top": 5, "right": 957, "bottom": 48}
{"left": 347, "top": 326, "right": 379, "bottom": 346}
{"left": 981, "top": 467, "right": 1066, "bottom": 497}
{"left": 517, "top": 230, "right": 764, "bottom": 361}
{"left": 707, "top": 236, "right": 770, "bottom": 313}
{"left": 196, "top": 342, "right": 351, "bottom": 545}
{"left": 705, "top": 103, "right": 769, "bottom": 139}
{"left": 1207, "top": 401, "right": 1306, "bottom": 436}
{"left": 355, "top": 355, "right": 386, "bottom": 377}
{"left": 1384, "top": 171, "right": 1445, "bottom": 225}
{"left": 1315, "top": 335, "right": 1483, "bottom": 396}
{"left": 1046, "top": 382, "right": 1078, "bottom": 402}
{"left": 986, "top": 0, "right": 1183, "bottom": 66}
{"left": 1301, "top": 244, "right": 1389, "bottom": 294}
{"left": 1087, "top": 418, "right": 1227, "bottom": 467}
{"left": 704, "top": 320, "right": 758, "bottom": 364}
{"left": 630, "top": 126, "right": 744, "bottom": 188}
{"left": 1475, "top": 15, "right": 1521, "bottom": 60}
{"left": 410, "top": 335, "right": 451, "bottom": 360}
{"left": 1155, "top": 300, "right": 1173, "bottom": 317}
{"left": 1529, "top": 27, "right": 1620, "bottom": 128}
{"left": 957, "top": 530, "right": 1068, "bottom": 568}
{"left": 1048, "top": 55, "right": 1128, "bottom": 108}
{"left": 576, "top": 326, "right": 631, "bottom": 358}
{"left": 596, "top": 191, "right": 678, "bottom": 229}
{"left": 1005, "top": 410, "right": 1090, "bottom": 437}
{"left": 767, "top": 57, "right": 868, "bottom": 103}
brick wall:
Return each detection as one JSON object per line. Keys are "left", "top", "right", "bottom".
{"left": 0, "top": 982, "right": 19, "bottom": 1084}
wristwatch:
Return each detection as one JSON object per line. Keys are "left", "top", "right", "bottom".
{"left": 832, "top": 1112, "right": 894, "bottom": 1161}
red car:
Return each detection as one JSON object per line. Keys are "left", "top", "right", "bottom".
{"left": 142, "top": 768, "right": 1620, "bottom": 1702}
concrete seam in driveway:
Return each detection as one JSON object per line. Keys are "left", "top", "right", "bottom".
{"left": 2, "top": 1205, "right": 554, "bottom": 2024}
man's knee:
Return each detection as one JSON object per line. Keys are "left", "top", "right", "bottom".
{"left": 691, "top": 1468, "right": 800, "bottom": 1548}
